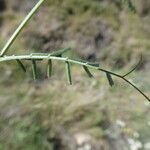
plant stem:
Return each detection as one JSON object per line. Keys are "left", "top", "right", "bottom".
{"left": 0, "top": 54, "right": 149, "bottom": 102}
{"left": 0, "top": 0, "right": 45, "bottom": 57}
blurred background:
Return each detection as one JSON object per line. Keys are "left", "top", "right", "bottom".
{"left": 0, "top": 0, "right": 150, "bottom": 149}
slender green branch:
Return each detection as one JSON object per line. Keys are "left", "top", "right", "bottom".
{"left": 123, "top": 55, "right": 142, "bottom": 77}
{"left": 0, "top": 54, "right": 149, "bottom": 102}
{"left": 122, "top": 77, "right": 150, "bottom": 102}
{"left": 0, "top": 0, "right": 148, "bottom": 104}
{"left": 0, "top": 0, "right": 45, "bottom": 57}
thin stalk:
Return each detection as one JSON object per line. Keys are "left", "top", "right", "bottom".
{"left": 0, "top": 54, "right": 149, "bottom": 102}
{"left": 122, "top": 77, "right": 150, "bottom": 102}
{"left": 0, "top": 0, "right": 45, "bottom": 57}
{"left": 123, "top": 55, "right": 142, "bottom": 77}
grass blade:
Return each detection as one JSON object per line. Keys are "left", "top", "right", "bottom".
{"left": 31, "top": 60, "right": 37, "bottom": 81}
{"left": 83, "top": 65, "right": 93, "bottom": 78}
{"left": 16, "top": 59, "right": 26, "bottom": 72}
{"left": 65, "top": 61, "right": 72, "bottom": 85}
{"left": 47, "top": 59, "right": 52, "bottom": 78}
{"left": 106, "top": 72, "right": 114, "bottom": 87}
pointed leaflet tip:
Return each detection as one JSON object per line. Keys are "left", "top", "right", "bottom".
{"left": 65, "top": 61, "right": 72, "bottom": 85}
{"left": 16, "top": 59, "right": 26, "bottom": 72}
{"left": 83, "top": 65, "right": 93, "bottom": 78}
{"left": 123, "top": 55, "right": 142, "bottom": 78}
{"left": 106, "top": 72, "right": 114, "bottom": 87}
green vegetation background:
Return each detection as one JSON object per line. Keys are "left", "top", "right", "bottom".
{"left": 0, "top": 0, "right": 150, "bottom": 149}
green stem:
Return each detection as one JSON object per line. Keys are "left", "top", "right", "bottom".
{"left": 0, "top": 54, "right": 149, "bottom": 102}
{"left": 0, "top": 0, "right": 45, "bottom": 57}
